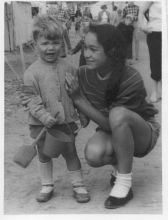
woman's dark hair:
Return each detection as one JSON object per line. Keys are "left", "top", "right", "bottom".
{"left": 88, "top": 24, "right": 127, "bottom": 106}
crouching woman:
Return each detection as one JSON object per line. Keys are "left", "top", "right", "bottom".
{"left": 65, "top": 24, "right": 160, "bottom": 209}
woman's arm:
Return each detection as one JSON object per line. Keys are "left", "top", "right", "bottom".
{"left": 138, "top": 1, "right": 153, "bottom": 33}
{"left": 65, "top": 72, "right": 110, "bottom": 131}
{"left": 74, "top": 95, "right": 110, "bottom": 131}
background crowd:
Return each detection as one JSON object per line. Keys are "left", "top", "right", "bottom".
{"left": 42, "top": 1, "right": 161, "bottom": 103}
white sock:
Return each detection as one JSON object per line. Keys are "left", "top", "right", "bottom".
{"left": 40, "top": 185, "right": 54, "bottom": 194}
{"left": 69, "top": 170, "right": 88, "bottom": 194}
{"left": 37, "top": 160, "right": 54, "bottom": 193}
{"left": 110, "top": 172, "right": 132, "bottom": 198}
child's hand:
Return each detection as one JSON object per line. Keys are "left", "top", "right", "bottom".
{"left": 44, "top": 115, "right": 58, "bottom": 128}
{"left": 20, "top": 94, "right": 31, "bottom": 106}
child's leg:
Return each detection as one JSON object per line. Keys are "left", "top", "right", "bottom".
{"left": 61, "top": 142, "right": 90, "bottom": 203}
{"left": 36, "top": 138, "right": 54, "bottom": 202}
{"left": 61, "top": 142, "right": 81, "bottom": 171}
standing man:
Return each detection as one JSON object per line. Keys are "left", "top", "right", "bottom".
{"left": 98, "top": 5, "right": 111, "bottom": 24}
{"left": 123, "top": 1, "right": 140, "bottom": 61}
{"left": 56, "top": 2, "right": 72, "bottom": 57}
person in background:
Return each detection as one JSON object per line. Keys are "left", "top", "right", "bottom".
{"left": 98, "top": 5, "right": 111, "bottom": 24}
{"left": 65, "top": 24, "right": 160, "bottom": 209}
{"left": 21, "top": 15, "right": 90, "bottom": 204}
{"left": 110, "top": 6, "right": 118, "bottom": 26}
{"left": 75, "top": 5, "right": 83, "bottom": 34}
{"left": 55, "top": 2, "right": 72, "bottom": 57}
{"left": 123, "top": 1, "right": 140, "bottom": 61}
{"left": 83, "top": 6, "right": 93, "bottom": 20}
{"left": 75, "top": 4, "right": 82, "bottom": 18}
{"left": 112, "top": 8, "right": 123, "bottom": 26}
{"left": 117, "top": 14, "right": 134, "bottom": 65}
{"left": 138, "top": 1, "right": 162, "bottom": 103}
{"left": 70, "top": 15, "right": 91, "bottom": 67}
{"left": 67, "top": 6, "right": 75, "bottom": 22}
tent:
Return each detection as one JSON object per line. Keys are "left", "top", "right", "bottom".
{"left": 5, "top": 2, "right": 32, "bottom": 51}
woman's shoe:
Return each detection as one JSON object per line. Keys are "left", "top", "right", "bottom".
{"left": 36, "top": 184, "right": 54, "bottom": 202}
{"left": 73, "top": 185, "right": 90, "bottom": 203}
{"left": 104, "top": 188, "right": 133, "bottom": 209}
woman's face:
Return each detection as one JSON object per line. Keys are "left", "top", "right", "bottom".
{"left": 84, "top": 32, "right": 107, "bottom": 70}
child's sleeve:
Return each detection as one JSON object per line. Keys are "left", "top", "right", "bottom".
{"left": 22, "top": 70, "right": 56, "bottom": 125}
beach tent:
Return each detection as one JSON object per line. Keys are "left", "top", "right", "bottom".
{"left": 5, "top": 2, "right": 32, "bottom": 51}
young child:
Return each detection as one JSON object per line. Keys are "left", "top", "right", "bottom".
{"left": 70, "top": 16, "right": 90, "bottom": 67}
{"left": 117, "top": 14, "right": 134, "bottom": 65}
{"left": 21, "top": 15, "right": 90, "bottom": 203}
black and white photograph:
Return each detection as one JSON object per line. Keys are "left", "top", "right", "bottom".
{"left": 3, "top": 0, "right": 165, "bottom": 215}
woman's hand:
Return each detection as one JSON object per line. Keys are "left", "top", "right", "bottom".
{"left": 65, "top": 72, "right": 82, "bottom": 100}
{"left": 141, "top": 26, "right": 153, "bottom": 34}
{"left": 79, "top": 112, "right": 90, "bottom": 128}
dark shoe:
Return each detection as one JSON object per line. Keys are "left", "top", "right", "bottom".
{"left": 110, "top": 174, "right": 116, "bottom": 186}
{"left": 104, "top": 188, "right": 133, "bottom": 209}
{"left": 36, "top": 185, "right": 54, "bottom": 203}
{"left": 73, "top": 186, "right": 90, "bottom": 203}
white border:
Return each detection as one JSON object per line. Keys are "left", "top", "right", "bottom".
{"left": 1, "top": 0, "right": 167, "bottom": 220}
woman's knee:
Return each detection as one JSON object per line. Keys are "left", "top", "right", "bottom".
{"left": 84, "top": 141, "right": 105, "bottom": 167}
{"left": 109, "top": 107, "right": 132, "bottom": 129}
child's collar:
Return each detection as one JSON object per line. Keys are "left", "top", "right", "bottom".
{"left": 38, "top": 57, "right": 59, "bottom": 67}
{"left": 96, "top": 61, "right": 112, "bottom": 78}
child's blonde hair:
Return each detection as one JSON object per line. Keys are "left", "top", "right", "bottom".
{"left": 32, "top": 15, "right": 63, "bottom": 42}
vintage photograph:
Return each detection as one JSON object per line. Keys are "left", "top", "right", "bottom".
{"left": 4, "top": 0, "right": 162, "bottom": 214}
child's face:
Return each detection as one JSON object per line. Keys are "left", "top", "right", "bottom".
{"left": 36, "top": 36, "right": 62, "bottom": 63}
{"left": 84, "top": 32, "right": 107, "bottom": 70}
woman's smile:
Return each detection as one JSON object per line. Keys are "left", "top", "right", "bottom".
{"left": 84, "top": 32, "right": 107, "bottom": 69}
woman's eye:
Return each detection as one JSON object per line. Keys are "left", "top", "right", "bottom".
{"left": 90, "top": 47, "right": 97, "bottom": 52}
{"left": 84, "top": 45, "right": 97, "bottom": 52}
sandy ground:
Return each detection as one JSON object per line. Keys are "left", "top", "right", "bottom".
{"left": 4, "top": 26, "right": 162, "bottom": 214}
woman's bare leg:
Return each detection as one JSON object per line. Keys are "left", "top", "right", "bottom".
{"left": 84, "top": 130, "right": 116, "bottom": 167}
{"left": 109, "top": 106, "right": 152, "bottom": 174}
